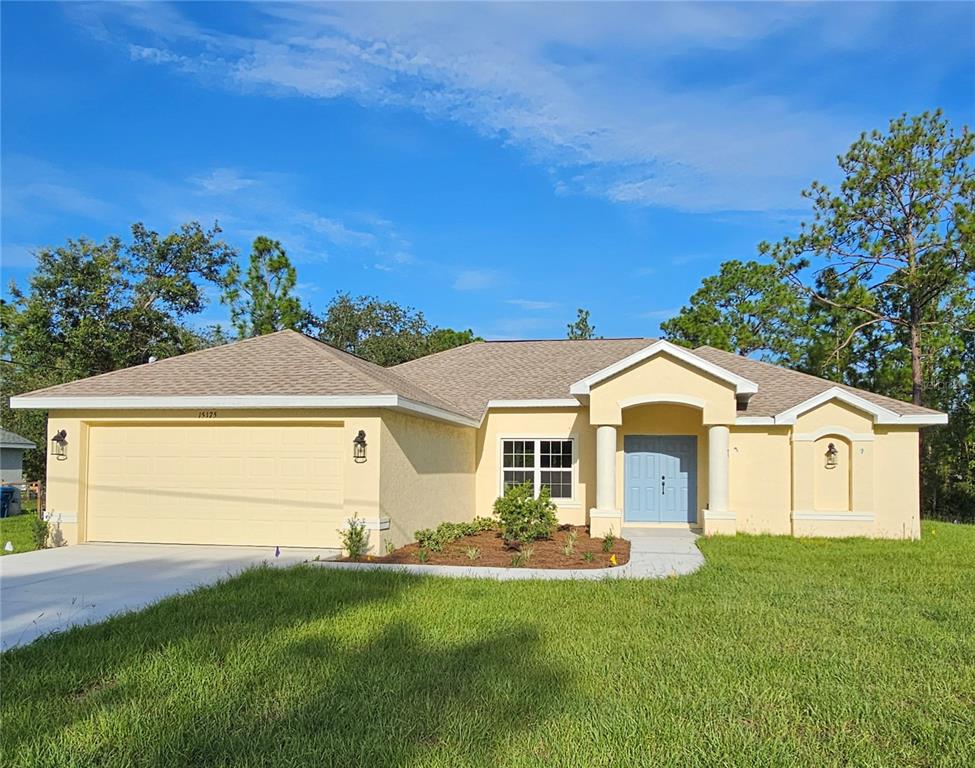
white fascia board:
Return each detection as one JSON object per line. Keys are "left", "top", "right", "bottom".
{"left": 569, "top": 340, "right": 759, "bottom": 397}
{"left": 8, "top": 394, "right": 478, "bottom": 427}
{"left": 896, "top": 413, "right": 949, "bottom": 426}
{"left": 734, "top": 416, "right": 776, "bottom": 426}
{"left": 772, "top": 387, "right": 947, "bottom": 426}
{"left": 486, "top": 399, "right": 581, "bottom": 409}
{"left": 392, "top": 398, "right": 479, "bottom": 427}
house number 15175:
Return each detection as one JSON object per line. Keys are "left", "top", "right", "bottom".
{"left": 198, "top": 411, "right": 218, "bottom": 419}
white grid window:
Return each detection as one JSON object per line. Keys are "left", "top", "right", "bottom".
{"left": 502, "top": 438, "right": 574, "bottom": 500}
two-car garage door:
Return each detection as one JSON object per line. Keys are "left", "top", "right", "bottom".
{"left": 85, "top": 424, "right": 344, "bottom": 548}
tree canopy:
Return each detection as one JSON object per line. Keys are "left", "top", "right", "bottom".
{"left": 223, "top": 236, "right": 306, "bottom": 337}
{"left": 566, "top": 308, "right": 597, "bottom": 340}
{"left": 311, "top": 293, "right": 480, "bottom": 366}
{"left": 1, "top": 221, "right": 235, "bottom": 480}
{"left": 660, "top": 260, "right": 804, "bottom": 361}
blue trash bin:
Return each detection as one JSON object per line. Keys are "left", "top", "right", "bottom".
{"left": 0, "top": 487, "right": 13, "bottom": 518}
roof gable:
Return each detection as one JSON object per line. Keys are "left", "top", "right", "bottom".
{"left": 568, "top": 340, "right": 758, "bottom": 397}
{"left": 773, "top": 387, "right": 944, "bottom": 426}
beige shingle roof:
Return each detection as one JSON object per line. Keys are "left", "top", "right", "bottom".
{"left": 392, "top": 338, "right": 656, "bottom": 418}
{"left": 393, "top": 338, "right": 940, "bottom": 420}
{"left": 17, "top": 330, "right": 465, "bottom": 416}
{"left": 16, "top": 331, "right": 941, "bottom": 422}
{"left": 691, "top": 346, "right": 941, "bottom": 418}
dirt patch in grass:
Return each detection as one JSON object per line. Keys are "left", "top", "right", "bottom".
{"left": 358, "top": 525, "right": 630, "bottom": 569}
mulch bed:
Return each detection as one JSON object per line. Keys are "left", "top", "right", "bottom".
{"left": 355, "top": 525, "right": 630, "bottom": 569}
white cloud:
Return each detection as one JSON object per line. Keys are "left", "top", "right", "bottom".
{"left": 454, "top": 269, "right": 499, "bottom": 291}
{"left": 506, "top": 299, "right": 558, "bottom": 311}
{"left": 640, "top": 308, "right": 681, "bottom": 320}
{"left": 1, "top": 154, "right": 415, "bottom": 275}
{"left": 295, "top": 213, "right": 376, "bottom": 249}
{"left": 68, "top": 1, "right": 943, "bottom": 213}
{"left": 191, "top": 168, "right": 260, "bottom": 194}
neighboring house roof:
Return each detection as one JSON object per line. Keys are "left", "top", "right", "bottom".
{"left": 0, "top": 429, "right": 36, "bottom": 450}
{"left": 10, "top": 330, "right": 945, "bottom": 425}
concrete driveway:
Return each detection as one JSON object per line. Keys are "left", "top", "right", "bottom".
{"left": 0, "top": 543, "right": 339, "bottom": 650}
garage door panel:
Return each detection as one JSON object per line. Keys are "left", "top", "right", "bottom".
{"left": 86, "top": 424, "right": 345, "bottom": 547}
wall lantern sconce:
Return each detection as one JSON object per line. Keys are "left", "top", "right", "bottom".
{"left": 353, "top": 430, "right": 368, "bottom": 463}
{"left": 825, "top": 442, "right": 838, "bottom": 469}
{"left": 51, "top": 429, "right": 68, "bottom": 461}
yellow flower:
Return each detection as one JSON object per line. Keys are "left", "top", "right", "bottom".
{"left": 609, "top": 554, "right": 618, "bottom": 566}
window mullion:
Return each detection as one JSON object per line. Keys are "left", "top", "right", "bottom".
{"left": 533, "top": 438, "right": 541, "bottom": 497}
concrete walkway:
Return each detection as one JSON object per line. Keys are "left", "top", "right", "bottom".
{"left": 0, "top": 543, "right": 339, "bottom": 650}
{"left": 313, "top": 526, "right": 704, "bottom": 581}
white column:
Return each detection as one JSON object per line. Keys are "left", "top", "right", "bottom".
{"left": 708, "top": 425, "right": 730, "bottom": 514}
{"left": 595, "top": 425, "right": 617, "bottom": 511}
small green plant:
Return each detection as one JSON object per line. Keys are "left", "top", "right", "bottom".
{"left": 30, "top": 515, "right": 49, "bottom": 550}
{"left": 338, "top": 515, "right": 369, "bottom": 560}
{"left": 602, "top": 531, "right": 616, "bottom": 553}
{"left": 510, "top": 551, "right": 526, "bottom": 567}
{"left": 416, "top": 548, "right": 430, "bottom": 563}
{"left": 582, "top": 551, "right": 595, "bottom": 563}
{"left": 384, "top": 538, "right": 396, "bottom": 555}
{"left": 521, "top": 545, "right": 534, "bottom": 564}
{"left": 465, "top": 546, "right": 480, "bottom": 561}
{"left": 562, "top": 529, "right": 578, "bottom": 556}
{"left": 414, "top": 517, "right": 495, "bottom": 552}
{"left": 493, "top": 481, "right": 558, "bottom": 546}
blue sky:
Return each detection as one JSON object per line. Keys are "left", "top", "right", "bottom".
{"left": 2, "top": 2, "right": 973, "bottom": 339}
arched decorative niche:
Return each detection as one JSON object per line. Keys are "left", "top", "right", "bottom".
{"left": 813, "top": 435, "right": 852, "bottom": 512}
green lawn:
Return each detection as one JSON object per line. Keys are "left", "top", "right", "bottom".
{"left": 2, "top": 521, "right": 973, "bottom": 767}
{"left": 0, "top": 514, "right": 38, "bottom": 557}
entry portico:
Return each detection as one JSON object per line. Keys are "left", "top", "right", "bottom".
{"left": 569, "top": 340, "right": 751, "bottom": 536}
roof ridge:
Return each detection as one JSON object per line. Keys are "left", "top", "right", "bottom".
{"left": 482, "top": 337, "right": 655, "bottom": 344}
{"left": 294, "top": 332, "right": 472, "bottom": 416}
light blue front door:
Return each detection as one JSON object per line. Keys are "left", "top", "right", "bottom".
{"left": 624, "top": 435, "right": 697, "bottom": 523}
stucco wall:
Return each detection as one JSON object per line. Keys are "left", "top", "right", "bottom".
{"left": 44, "top": 409, "right": 383, "bottom": 548}
{"left": 729, "top": 426, "right": 792, "bottom": 535}
{"left": 873, "top": 427, "right": 920, "bottom": 539}
{"left": 588, "top": 353, "right": 738, "bottom": 426}
{"left": 475, "top": 408, "right": 595, "bottom": 525}
{"left": 379, "top": 410, "right": 476, "bottom": 550}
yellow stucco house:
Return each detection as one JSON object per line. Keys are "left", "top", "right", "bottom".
{"left": 11, "top": 330, "right": 946, "bottom": 551}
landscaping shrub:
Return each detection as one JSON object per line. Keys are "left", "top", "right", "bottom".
{"left": 339, "top": 515, "right": 369, "bottom": 560}
{"left": 29, "top": 515, "right": 49, "bottom": 551}
{"left": 414, "top": 517, "right": 495, "bottom": 552}
{"left": 493, "top": 481, "right": 557, "bottom": 546}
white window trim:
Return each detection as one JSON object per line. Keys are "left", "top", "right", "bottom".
{"left": 497, "top": 434, "right": 578, "bottom": 505}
